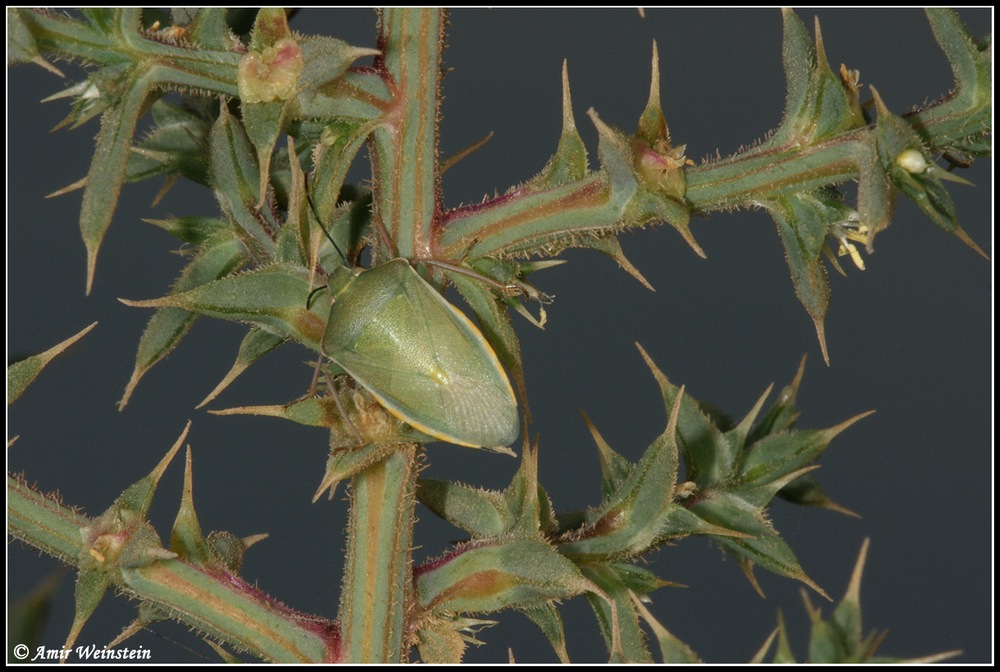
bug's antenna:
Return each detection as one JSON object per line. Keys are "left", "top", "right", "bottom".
{"left": 306, "top": 285, "right": 328, "bottom": 310}
{"left": 304, "top": 173, "right": 349, "bottom": 267}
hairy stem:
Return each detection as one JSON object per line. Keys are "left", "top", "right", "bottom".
{"left": 337, "top": 446, "right": 419, "bottom": 662}
{"left": 369, "top": 8, "right": 444, "bottom": 260}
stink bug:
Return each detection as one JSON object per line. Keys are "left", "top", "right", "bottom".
{"left": 321, "top": 258, "right": 519, "bottom": 449}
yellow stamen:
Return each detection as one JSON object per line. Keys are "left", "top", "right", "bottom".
{"left": 842, "top": 224, "right": 870, "bottom": 244}
{"left": 829, "top": 216, "right": 868, "bottom": 271}
{"left": 840, "top": 240, "right": 866, "bottom": 271}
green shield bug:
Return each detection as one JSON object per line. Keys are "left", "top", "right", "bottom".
{"left": 321, "top": 258, "right": 519, "bottom": 449}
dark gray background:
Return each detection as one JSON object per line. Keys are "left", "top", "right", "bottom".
{"left": 8, "top": 9, "right": 991, "bottom": 664}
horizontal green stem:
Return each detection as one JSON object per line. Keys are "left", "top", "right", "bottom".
{"left": 8, "top": 474, "right": 90, "bottom": 563}
{"left": 440, "top": 71, "right": 983, "bottom": 258}
{"left": 685, "top": 135, "right": 863, "bottom": 212}
{"left": 439, "top": 176, "right": 610, "bottom": 258}
{"left": 121, "top": 563, "right": 338, "bottom": 663}
{"left": 18, "top": 9, "right": 241, "bottom": 95}
{"left": 8, "top": 475, "right": 339, "bottom": 663}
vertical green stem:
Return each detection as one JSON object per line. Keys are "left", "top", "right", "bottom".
{"left": 371, "top": 8, "right": 444, "bottom": 260}
{"left": 338, "top": 10, "right": 441, "bottom": 662}
{"left": 338, "top": 446, "right": 419, "bottom": 663}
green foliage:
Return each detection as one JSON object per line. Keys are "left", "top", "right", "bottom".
{"left": 7, "top": 322, "right": 96, "bottom": 405}
{"left": 755, "top": 540, "right": 959, "bottom": 663}
{"left": 7, "top": 8, "right": 990, "bottom": 663}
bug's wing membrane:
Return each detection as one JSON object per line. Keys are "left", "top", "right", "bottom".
{"left": 324, "top": 260, "right": 519, "bottom": 448}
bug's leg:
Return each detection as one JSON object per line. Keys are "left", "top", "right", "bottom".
{"left": 455, "top": 235, "right": 479, "bottom": 264}
{"left": 324, "top": 375, "right": 365, "bottom": 446}
{"left": 305, "top": 352, "right": 326, "bottom": 397}
{"left": 423, "top": 258, "right": 524, "bottom": 298}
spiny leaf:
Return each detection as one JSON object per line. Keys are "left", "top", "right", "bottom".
{"left": 750, "top": 626, "right": 780, "bottom": 664}
{"left": 308, "top": 120, "right": 377, "bottom": 236}
{"left": 737, "top": 411, "right": 873, "bottom": 507}
{"left": 770, "top": 192, "right": 831, "bottom": 363}
{"left": 767, "top": 189, "right": 864, "bottom": 365}
{"left": 417, "top": 478, "right": 509, "bottom": 539}
{"left": 558, "top": 386, "right": 683, "bottom": 561}
{"left": 7, "top": 8, "right": 65, "bottom": 75}
{"left": 206, "top": 531, "right": 269, "bottom": 575}
{"left": 313, "top": 443, "right": 401, "bottom": 503}
{"left": 689, "top": 490, "right": 829, "bottom": 599}
{"left": 830, "top": 538, "right": 868, "bottom": 655}
{"left": 170, "top": 447, "right": 210, "bottom": 564}
{"left": 111, "top": 421, "right": 189, "bottom": 516}
{"left": 855, "top": 141, "right": 897, "bottom": 250}
{"left": 747, "top": 354, "right": 807, "bottom": 443}
{"left": 8, "top": 322, "right": 97, "bottom": 405}
{"left": 239, "top": 9, "right": 301, "bottom": 201}
{"left": 636, "top": 344, "right": 729, "bottom": 485}
{"left": 772, "top": 610, "right": 798, "bottom": 662}
{"left": 80, "top": 65, "right": 151, "bottom": 294}
{"left": 635, "top": 41, "right": 669, "bottom": 149}
{"left": 183, "top": 8, "right": 233, "bottom": 51}
{"left": 120, "top": 234, "right": 247, "bottom": 409}
{"left": 415, "top": 537, "right": 594, "bottom": 616}
{"left": 527, "top": 60, "right": 588, "bottom": 189}
{"left": 502, "top": 442, "right": 554, "bottom": 536}
{"left": 629, "top": 591, "right": 702, "bottom": 663}
{"left": 418, "top": 442, "right": 548, "bottom": 538}
{"left": 120, "top": 264, "right": 327, "bottom": 352}
{"left": 776, "top": 473, "right": 860, "bottom": 518}
{"left": 196, "top": 327, "right": 286, "bottom": 408}
{"left": 210, "top": 397, "right": 346, "bottom": 429}
{"left": 209, "top": 106, "right": 278, "bottom": 262}
{"left": 914, "top": 9, "right": 992, "bottom": 157}
{"left": 579, "top": 409, "right": 632, "bottom": 499}
{"left": 766, "top": 11, "right": 865, "bottom": 151}
{"left": 872, "top": 87, "right": 986, "bottom": 258}
{"left": 583, "top": 564, "right": 654, "bottom": 663}
{"left": 616, "top": 347, "right": 866, "bottom": 596}
{"left": 297, "top": 36, "right": 381, "bottom": 92}
{"left": 274, "top": 136, "right": 312, "bottom": 267}
{"left": 582, "top": 235, "right": 655, "bottom": 291}
{"left": 126, "top": 99, "right": 212, "bottom": 188}
{"left": 519, "top": 602, "right": 570, "bottom": 664}
{"left": 796, "top": 540, "right": 890, "bottom": 662}
{"left": 143, "top": 215, "right": 229, "bottom": 245}
{"left": 62, "top": 568, "right": 110, "bottom": 660}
